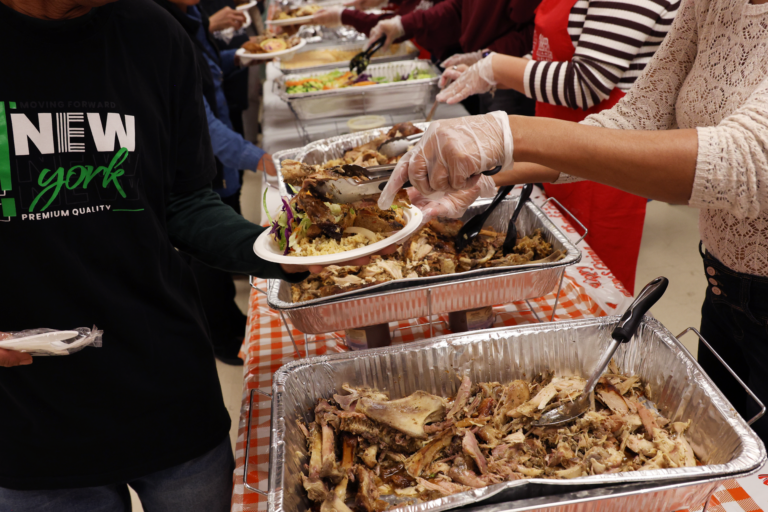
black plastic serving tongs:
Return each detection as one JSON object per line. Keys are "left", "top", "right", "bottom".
{"left": 533, "top": 277, "right": 669, "bottom": 427}
{"left": 350, "top": 35, "right": 386, "bottom": 75}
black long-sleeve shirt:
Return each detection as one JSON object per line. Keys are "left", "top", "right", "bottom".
{"left": 0, "top": 0, "right": 301, "bottom": 490}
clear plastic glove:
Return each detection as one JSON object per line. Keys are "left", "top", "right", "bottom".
{"left": 344, "top": 0, "right": 387, "bottom": 9}
{"left": 436, "top": 53, "right": 498, "bottom": 105}
{"left": 312, "top": 7, "right": 343, "bottom": 28}
{"left": 368, "top": 16, "right": 404, "bottom": 51}
{"left": 408, "top": 175, "right": 496, "bottom": 219}
{"left": 378, "top": 111, "right": 514, "bottom": 209}
{"left": 438, "top": 64, "right": 467, "bottom": 88}
{"left": 441, "top": 50, "right": 486, "bottom": 70}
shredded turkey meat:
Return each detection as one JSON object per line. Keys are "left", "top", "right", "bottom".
{"left": 281, "top": 122, "right": 423, "bottom": 190}
{"left": 292, "top": 221, "right": 563, "bottom": 302}
{"left": 300, "top": 367, "right": 699, "bottom": 510}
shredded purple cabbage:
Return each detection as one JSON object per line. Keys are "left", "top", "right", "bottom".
{"left": 281, "top": 198, "right": 294, "bottom": 254}
{"left": 282, "top": 198, "right": 294, "bottom": 227}
{"left": 352, "top": 73, "right": 372, "bottom": 84}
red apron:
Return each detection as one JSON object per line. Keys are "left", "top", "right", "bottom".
{"left": 532, "top": 0, "right": 646, "bottom": 294}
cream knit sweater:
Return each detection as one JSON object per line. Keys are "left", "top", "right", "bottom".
{"left": 556, "top": 0, "right": 768, "bottom": 276}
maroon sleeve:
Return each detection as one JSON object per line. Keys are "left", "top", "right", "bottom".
{"left": 507, "top": 0, "right": 539, "bottom": 25}
{"left": 340, "top": 10, "right": 396, "bottom": 36}
{"left": 487, "top": 22, "right": 535, "bottom": 57}
{"left": 400, "top": 0, "right": 461, "bottom": 49}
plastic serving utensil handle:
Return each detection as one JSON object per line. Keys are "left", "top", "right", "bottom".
{"left": 398, "top": 165, "right": 503, "bottom": 189}
{"left": 367, "top": 35, "right": 386, "bottom": 55}
{"left": 511, "top": 183, "right": 533, "bottom": 223}
{"left": 612, "top": 277, "right": 669, "bottom": 343}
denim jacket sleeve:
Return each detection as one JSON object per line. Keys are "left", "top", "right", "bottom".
{"left": 202, "top": 96, "right": 266, "bottom": 171}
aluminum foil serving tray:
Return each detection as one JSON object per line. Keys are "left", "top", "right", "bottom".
{"left": 261, "top": 316, "right": 766, "bottom": 512}
{"left": 267, "top": 195, "right": 581, "bottom": 333}
{"left": 273, "top": 122, "right": 430, "bottom": 198}
{"left": 279, "top": 40, "right": 419, "bottom": 75}
{"left": 275, "top": 60, "right": 439, "bottom": 120}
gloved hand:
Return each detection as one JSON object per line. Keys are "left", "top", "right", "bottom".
{"left": 438, "top": 63, "right": 467, "bottom": 88}
{"left": 368, "top": 16, "right": 404, "bottom": 51}
{"left": 436, "top": 53, "right": 498, "bottom": 104}
{"left": 440, "top": 50, "right": 486, "bottom": 69}
{"left": 312, "top": 7, "right": 343, "bottom": 28}
{"left": 407, "top": 175, "right": 496, "bottom": 219}
{"left": 344, "top": 0, "right": 387, "bottom": 9}
{"left": 378, "top": 111, "right": 514, "bottom": 209}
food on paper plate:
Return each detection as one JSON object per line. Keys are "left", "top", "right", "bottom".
{"left": 264, "top": 166, "right": 413, "bottom": 258}
{"left": 300, "top": 364, "right": 699, "bottom": 510}
{"left": 273, "top": 4, "right": 321, "bottom": 20}
{"left": 285, "top": 68, "right": 435, "bottom": 94}
{"left": 281, "top": 44, "right": 408, "bottom": 70}
{"left": 241, "top": 34, "right": 300, "bottom": 55}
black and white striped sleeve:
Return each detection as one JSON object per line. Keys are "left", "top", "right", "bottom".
{"left": 523, "top": 0, "right": 679, "bottom": 110}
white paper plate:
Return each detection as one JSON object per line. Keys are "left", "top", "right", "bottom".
{"left": 267, "top": 14, "right": 316, "bottom": 26}
{"left": 236, "top": 39, "right": 307, "bottom": 62}
{"left": 253, "top": 206, "right": 423, "bottom": 266}
{"left": 0, "top": 331, "right": 82, "bottom": 355}
{"left": 236, "top": 0, "right": 257, "bottom": 10}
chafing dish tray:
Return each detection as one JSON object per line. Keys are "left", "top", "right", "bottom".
{"left": 275, "top": 60, "right": 439, "bottom": 120}
{"left": 266, "top": 195, "right": 582, "bottom": 333}
{"left": 279, "top": 40, "right": 420, "bottom": 74}
{"left": 248, "top": 315, "right": 766, "bottom": 511}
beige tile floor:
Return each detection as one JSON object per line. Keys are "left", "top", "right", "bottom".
{"left": 130, "top": 194, "right": 705, "bottom": 511}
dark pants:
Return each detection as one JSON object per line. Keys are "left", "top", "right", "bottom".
{"left": 698, "top": 244, "right": 768, "bottom": 441}
{"left": 184, "top": 189, "right": 248, "bottom": 351}
{"left": 0, "top": 436, "right": 234, "bottom": 512}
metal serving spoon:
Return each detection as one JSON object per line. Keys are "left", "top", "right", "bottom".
{"left": 455, "top": 185, "right": 513, "bottom": 253}
{"left": 501, "top": 183, "right": 533, "bottom": 255}
{"left": 533, "top": 276, "right": 669, "bottom": 427}
{"left": 350, "top": 35, "right": 386, "bottom": 74}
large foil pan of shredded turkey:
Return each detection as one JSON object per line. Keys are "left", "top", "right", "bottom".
{"left": 258, "top": 316, "right": 766, "bottom": 512}
{"left": 265, "top": 196, "right": 581, "bottom": 333}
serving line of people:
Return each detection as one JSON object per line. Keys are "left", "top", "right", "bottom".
{"left": 314, "top": 0, "right": 681, "bottom": 294}
{"left": 313, "top": 0, "right": 539, "bottom": 116}
{"left": 377, "top": 0, "right": 768, "bottom": 441}
{"left": 0, "top": 0, "right": 766, "bottom": 511}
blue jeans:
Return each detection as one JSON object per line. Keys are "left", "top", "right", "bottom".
{"left": 0, "top": 435, "right": 234, "bottom": 512}
{"left": 698, "top": 245, "right": 768, "bottom": 441}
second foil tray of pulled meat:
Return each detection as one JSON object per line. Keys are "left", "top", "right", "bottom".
{"left": 300, "top": 362, "right": 698, "bottom": 511}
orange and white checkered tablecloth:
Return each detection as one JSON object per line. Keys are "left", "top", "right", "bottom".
{"left": 229, "top": 189, "right": 768, "bottom": 512}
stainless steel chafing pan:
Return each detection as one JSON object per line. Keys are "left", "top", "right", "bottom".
{"left": 275, "top": 60, "right": 440, "bottom": 120}
{"left": 279, "top": 40, "right": 420, "bottom": 75}
{"left": 243, "top": 316, "right": 766, "bottom": 512}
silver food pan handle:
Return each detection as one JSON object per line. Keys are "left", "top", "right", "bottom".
{"left": 249, "top": 276, "right": 269, "bottom": 296}
{"left": 244, "top": 388, "right": 273, "bottom": 496}
{"left": 542, "top": 196, "right": 588, "bottom": 245}
{"left": 677, "top": 327, "right": 766, "bottom": 426}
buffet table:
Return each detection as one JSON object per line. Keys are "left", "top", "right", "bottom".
{"left": 230, "top": 57, "right": 767, "bottom": 512}
{"left": 231, "top": 187, "right": 768, "bottom": 511}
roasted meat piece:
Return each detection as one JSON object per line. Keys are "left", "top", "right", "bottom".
{"left": 387, "top": 122, "right": 423, "bottom": 139}
{"left": 301, "top": 365, "right": 699, "bottom": 510}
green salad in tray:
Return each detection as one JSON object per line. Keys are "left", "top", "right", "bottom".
{"left": 285, "top": 69, "right": 434, "bottom": 94}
